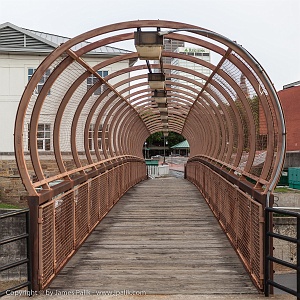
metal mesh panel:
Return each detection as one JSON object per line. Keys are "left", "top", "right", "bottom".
{"left": 124, "top": 163, "right": 129, "bottom": 191}
{"left": 99, "top": 172, "right": 108, "bottom": 219}
{"left": 186, "top": 160, "right": 264, "bottom": 289}
{"left": 119, "top": 164, "right": 124, "bottom": 196}
{"left": 231, "top": 52, "right": 279, "bottom": 182}
{"left": 60, "top": 77, "right": 92, "bottom": 171}
{"left": 233, "top": 52, "right": 269, "bottom": 96}
{"left": 218, "top": 180, "right": 229, "bottom": 227}
{"left": 237, "top": 191, "right": 263, "bottom": 288}
{"left": 251, "top": 201, "right": 263, "bottom": 284}
{"left": 89, "top": 177, "right": 100, "bottom": 228}
{"left": 212, "top": 73, "right": 236, "bottom": 102}
{"left": 90, "top": 93, "right": 113, "bottom": 162}
{"left": 60, "top": 79, "right": 88, "bottom": 151}
{"left": 113, "top": 166, "right": 119, "bottom": 202}
{"left": 75, "top": 184, "right": 89, "bottom": 246}
{"left": 78, "top": 90, "right": 113, "bottom": 165}
{"left": 226, "top": 184, "right": 238, "bottom": 247}
{"left": 207, "top": 167, "right": 214, "bottom": 206}
{"left": 23, "top": 57, "right": 64, "bottom": 181}
{"left": 211, "top": 177, "right": 220, "bottom": 214}
{"left": 221, "top": 59, "right": 268, "bottom": 178}
{"left": 112, "top": 166, "right": 120, "bottom": 203}
{"left": 237, "top": 193, "right": 251, "bottom": 265}
{"left": 135, "top": 162, "right": 139, "bottom": 184}
{"left": 107, "top": 169, "right": 114, "bottom": 209}
{"left": 54, "top": 192, "right": 74, "bottom": 269}
{"left": 221, "top": 60, "right": 255, "bottom": 98}
{"left": 40, "top": 202, "right": 55, "bottom": 287}
{"left": 39, "top": 61, "right": 88, "bottom": 176}
{"left": 129, "top": 163, "right": 135, "bottom": 186}
{"left": 140, "top": 162, "right": 145, "bottom": 181}
{"left": 37, "top": 160, "right": 146, "bottom": 289}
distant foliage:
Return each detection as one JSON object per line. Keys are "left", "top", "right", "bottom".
{"left": 146, "top": 131, "right": 185, "bottom": 147}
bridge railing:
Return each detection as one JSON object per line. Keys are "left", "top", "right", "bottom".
{"left": 28, "top": 156, "right": 146, "bottom": 290}
{"left": 186, "top": 158, "right": 265, "bottom": 290}
{"left": 265, "top": 207, "right": 300, "bottom": 298}
{"left": 0, "top": 209, "right": 31, "bottom": 297}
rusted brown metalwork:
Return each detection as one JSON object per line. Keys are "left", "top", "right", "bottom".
{"left": 186, "top": 159, "right": 265, "bottom": 289}
{"left": 14, "top": 20, "right": 285, "bottom": 292}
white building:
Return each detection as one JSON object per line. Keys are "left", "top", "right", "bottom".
{"left": 0, "top": 22, "right": 134, "bottom": 203}
{"left": 0, "top": 22, "right": 134, "bottom": 154}
{"left": 171, "top": 46, "right": 211, "bottom": 92}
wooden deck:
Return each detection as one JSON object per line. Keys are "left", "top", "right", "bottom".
{"left": 49, "top": 177, "right": 258, "bottom": 295}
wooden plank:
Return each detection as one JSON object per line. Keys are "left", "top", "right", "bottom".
{"left": 49, "top": 177, "right": 258, "bottom": 295}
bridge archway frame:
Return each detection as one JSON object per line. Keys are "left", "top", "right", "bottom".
{"left": 14, "top": 20, "right": 285, "bottom": 292}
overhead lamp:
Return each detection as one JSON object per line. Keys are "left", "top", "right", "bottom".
{"left": 160, "top": 111, "right": 168, "bottom": 120}
{"left": 162, "top": 127, "right": 169, "bottom": 137}
{"left": 161, "top": 118, "right": 168, "bottom": 124}
{"left": 157, "top": 102, "right": 167, "bottom": 112}
{"left": 134, "top": 30, "right": 164, "bottom": 60}
{"left": 158, "top": 107, "right": 168, "bottom": 113}
{"left": 165, "top": 82, "right": 172, "bottom": 91}
{"left": 148, "top": 73, "right": 165, "bottom": 90}
{"left": 152, "top": 90, "right": 167, "bottom": 104}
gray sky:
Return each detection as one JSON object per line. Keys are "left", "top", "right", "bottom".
{"left": 0, "top": 0, "right": 299, "bottom": 90}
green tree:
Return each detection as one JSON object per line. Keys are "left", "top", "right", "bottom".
{"left": 146, "top": 131, "right": 185, "bottom": 147}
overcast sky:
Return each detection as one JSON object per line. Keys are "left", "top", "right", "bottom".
{"left": 0, "top": 0, "right": 299, "bottom": 90}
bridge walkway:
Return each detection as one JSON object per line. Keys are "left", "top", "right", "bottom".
{"left": 48, "top": 176, "right": 258, "bottom": 295}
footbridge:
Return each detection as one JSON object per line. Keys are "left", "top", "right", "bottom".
{"left": 14, "top": 20, "right": 285, "bottom": 295}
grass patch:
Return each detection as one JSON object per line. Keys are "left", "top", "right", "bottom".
{"left": 274, "top": 187, "right": 300, "bottom": 193}
{"left": 273, "top": 213, "right": 294, "bottom": 217}
{"left": 274, "top": 187, "right": 289, "bottom": 193}
{"left": 0, "top": 203, "right": 21, "bottom": 209}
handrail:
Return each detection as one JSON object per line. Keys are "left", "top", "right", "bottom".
{"left": 29, "top": 155, "right": 146, "bottom": 205}
{"left": 265, "top": 207, "right": 300, "bottom": 298}
{"left": 0, "top": 208, "right": 29, "bottom": 219}
{"left": 186, "top": 156, "right": 267, "bottom": 205}
{"left": 32, "top": 155, "right": 144, "bottom": 188}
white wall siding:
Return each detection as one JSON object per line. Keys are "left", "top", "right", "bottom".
{"left": 0, "top": 53, "right": 131, "bottom": 153}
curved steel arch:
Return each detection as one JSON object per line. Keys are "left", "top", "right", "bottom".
{"left": 15, "top": 19, "right": 285, "bottom": 199}
{"left": 13, "top": 21, "right": 287, "bottom": 292}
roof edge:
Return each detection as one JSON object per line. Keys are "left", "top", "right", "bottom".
{"left": 0, "top": 22, "right": 57, "bottom": 48}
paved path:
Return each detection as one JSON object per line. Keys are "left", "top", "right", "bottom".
{"left": 47, "top": 177, "right": 257, "bottom": 295}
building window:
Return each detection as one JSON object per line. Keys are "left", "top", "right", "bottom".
{"left": 28, "top": 123, "right": 51, "bottom": 151}
{"left": 87, "top": 70, "right": 109, "bottom": 95}
{"left": 88, "top": 124, "right": 103, "bottom": 151}
{"left": 37, "top": 124, "right": 51, "bottom": 150}
{"left": 28, "top": 68, "right": 51, "bottom": 94}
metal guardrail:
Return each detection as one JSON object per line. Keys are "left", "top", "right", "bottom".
{"left": 186, "top": 160, "right": 264, "bottom": 290}
{"left": 34, "top": 160, "right": 146, "bottom": 290}
{"left": 265, "top": 207, "right": 300, "bottom": 298}
{"left": 0, "top": 209, "right": 31, "bottom": 297}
